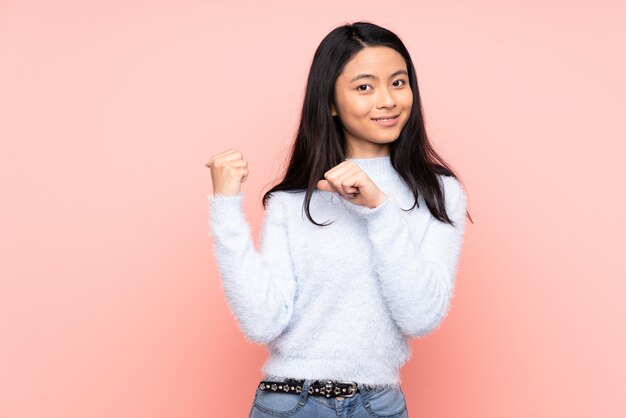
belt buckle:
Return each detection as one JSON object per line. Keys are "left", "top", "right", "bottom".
{"left": 337, "top": 381, "right": 358, "bottom": 398}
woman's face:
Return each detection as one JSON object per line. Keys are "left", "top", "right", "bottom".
{"left": 332, "top": 46, "right": 413, "bottom": 157}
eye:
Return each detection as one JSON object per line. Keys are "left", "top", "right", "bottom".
{"left": 356, "top": 80, "right": 407, "bottom": 92}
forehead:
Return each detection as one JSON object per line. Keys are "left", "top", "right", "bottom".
{"left": 340, "top": 47, "right": 407, "bottom": 77}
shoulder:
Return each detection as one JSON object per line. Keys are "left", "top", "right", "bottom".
{"left": 263, "top": 190, "right": 305, "bottom": 216}
{"left": 264, "top": 191, "right": 287, "bottom": 211}
{"left": 265, "top": 190, "right": 303, "bottom": 206}
{"left": 438, "top": 174, "right": 464, "bottom": 196}
{"left": 438, "top": 174, "right": 467, "bottom": 212}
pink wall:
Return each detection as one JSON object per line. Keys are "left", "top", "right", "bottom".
{"left": 1, "top": 1, "right": 624, "bottom": 417}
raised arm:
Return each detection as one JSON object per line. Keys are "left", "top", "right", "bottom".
{"left": 348, "top": 176, "right": 468, "bottom": 338}
{"left": 208, "top": 192, "right": 297, "bottom": 345}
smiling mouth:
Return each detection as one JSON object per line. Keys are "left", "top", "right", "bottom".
{"left": 371, "top": 114, "right": 400, "bottom": 121}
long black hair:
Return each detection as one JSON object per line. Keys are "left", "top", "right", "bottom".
{"left": 262, "top": 21, "right": 473, "bottom": 227}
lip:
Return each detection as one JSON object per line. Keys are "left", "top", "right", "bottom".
{"left": 371, "top": 113, "right": 400, "bottom": 127}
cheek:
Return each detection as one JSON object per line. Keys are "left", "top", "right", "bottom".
{"left": 344, "top": 96, "right": 371, "bottom": 117}
{"left": 400, "top": 90, "right": 413, "bottom": 108}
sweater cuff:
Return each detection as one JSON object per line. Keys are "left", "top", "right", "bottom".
{"left": 208, "top": 192, "right": 245, "bottom": 224}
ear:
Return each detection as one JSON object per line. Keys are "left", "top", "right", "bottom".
{"left": 331, "top": 104, "right": 337, "bottom": 117}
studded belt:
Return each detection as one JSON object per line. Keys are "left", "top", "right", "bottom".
{"left": 258, "top": 378, "right": 359, "bottom": 398}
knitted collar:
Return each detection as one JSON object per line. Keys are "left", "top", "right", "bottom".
{"left": 345, "top": 154, "right": 396, "bottom": 180}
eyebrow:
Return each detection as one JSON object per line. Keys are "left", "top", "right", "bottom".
{"left": 350, "top": 69, "right": 408, "bottom": 83}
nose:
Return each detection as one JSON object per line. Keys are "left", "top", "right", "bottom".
{"left": 377, "top": 86, "right": 396, "bottom": 109}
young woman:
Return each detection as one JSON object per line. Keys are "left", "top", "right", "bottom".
{"left": 206, "top": 21, "right": 472, "bottom": 418}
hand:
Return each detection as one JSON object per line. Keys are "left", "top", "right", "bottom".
{"left": 316, "top": 161, "right": 386, "bottom": 209}
{"left": 205, "top": 148, "right": 249, "bottom": 197}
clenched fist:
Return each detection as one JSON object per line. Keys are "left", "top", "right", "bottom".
{"left": 316, "top": 160, "right": 387, "bottom": 209}
{"left": 205, "top": 148, "right": 249, "bottom": 197}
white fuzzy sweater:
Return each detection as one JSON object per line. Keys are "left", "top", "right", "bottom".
{"left": 208, "top": 155, "right": 468, "bottom": 387}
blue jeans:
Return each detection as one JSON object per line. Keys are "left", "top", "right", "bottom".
{"left": 248, "top": 378, "right": 409, "bottom": 417}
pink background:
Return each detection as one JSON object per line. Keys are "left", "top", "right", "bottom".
{"left": 1, "top": 1, "right": 625, "bottom": 417}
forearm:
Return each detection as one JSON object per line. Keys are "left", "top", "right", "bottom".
{"left": 209, "top": 193, "right": 296, "bottom": 344}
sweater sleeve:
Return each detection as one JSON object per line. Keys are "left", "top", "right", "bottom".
{"left": 346, "top": 176, "right": 468, "bottom": 338}
{"left": 208, "top": 191, "right": 297, "bottom": 345}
